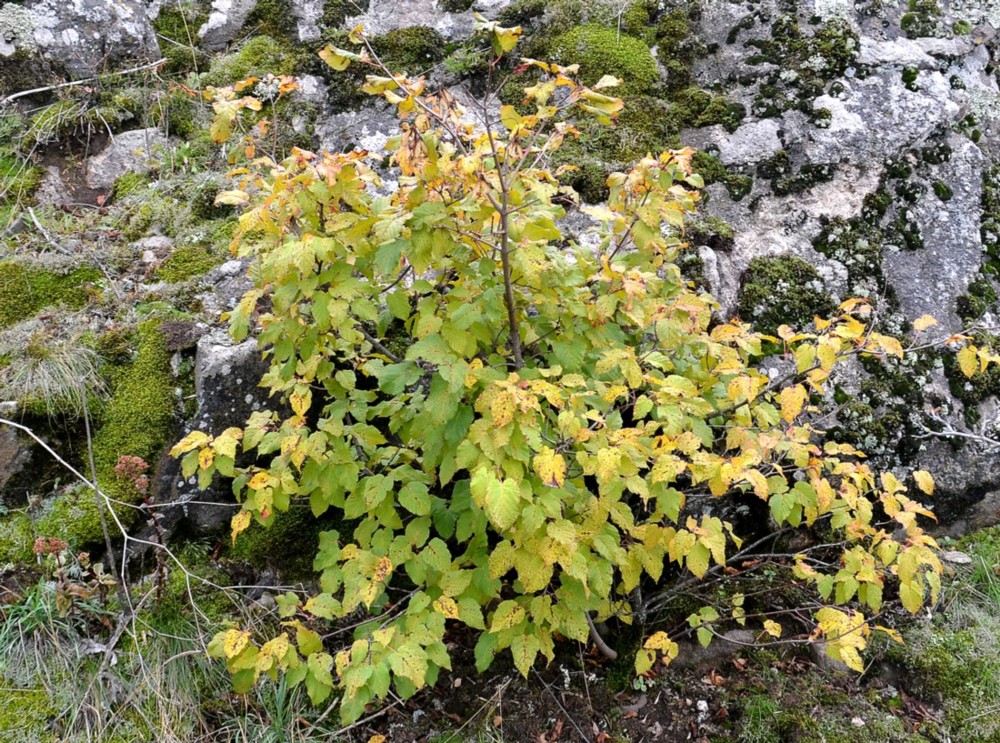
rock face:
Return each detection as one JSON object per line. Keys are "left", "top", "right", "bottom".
{"left": 346, "top": 0, "right": 511, "bottom": 39}
{"left": 198, "top": 0, "right": 257, "bottom": 51}
{"left": 85, "top": 128, "right": 171, "bottom": 191}
{"left": 677, "top": 0, "right": 1000, "bottom": 527}
{"left": 1, "top": 0, "right": 160, "bottom": 80}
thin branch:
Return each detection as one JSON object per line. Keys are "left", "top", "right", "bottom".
{"left": 1, "top": 58, "right": 168, "bottom": 106}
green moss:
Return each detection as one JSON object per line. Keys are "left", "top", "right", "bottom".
{"left": 930, "top": 180, "right": 952, "bottom": 202}
{"left": 0, "top": 683, "right": 58, "bottom": 743}
{"left": 111, "top": 171, "right": 150, "bottom": 201}
{"left": 900, "top": 0, "right": 941, "bottom": 38}
{"left": 203, "top": 36, "right": 303, "bottom": 87}
{"left": 0, "top": 261, "right": 101, "bottom": 329}
{"left": 240, "top": 0, "right": 299, "bottom": 41}
{"left": 320, "top": 0, "right": 371, "bottom": 37}
{"left": 229, "top": 507, "right": 334, "bottom": 580}
{"left": 439, "top": 0, "right": 474, "bottom": 11}
{"left": 38, "top": 323, "right": 175, "bottom": 546}
{"left": 551, "top": 94, "right": 673, "bottom": 203}
{"left": 958, "top": 276, "right": 999, "bottom": 323}
{"left": 737, "top": 255, "right": 835, "bottom": 335}
{"left": 549, "top": 26, "right": 659, "bottom": 95}
{"left": 757, "top": 150, "right": 836, "bottom": 195}
{"left": 0, "top": 512, "right": 35, "bottom": 564}
{"left": 670, "top": 87, "right": 746, "bottom": 132}
{"left": 371, "top": 26, "right": 447, "bottom": 74}
{"left": 152, "top": 2, "right": 210, "bottom": 74}
{"left": 496, "top": 0, "right": 546, "bottom": 29}
{"left": 155, "top": 244, "right": 225, "bottom": 283}
{"left": 691, "top": 151, "right": 753, "bottom": 201}
{"left": 746, "top": 17, "right": 858, "bottom": 119}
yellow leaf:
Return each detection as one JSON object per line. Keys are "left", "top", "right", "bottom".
{"left": 231, "top": 510, "right": 252, "bottom": 544}
{"left": 763, "top": 620, "right": 782, "bottom": 638}
{"left": 222, "top": 628, "right": 251, "bottom": 659}
{"left": 596, "top": 448, "right": 621, "bottom": 484}
{"left": 198, "top": 447, "right": 215, "bottom": 470}
{"left": 913, "top": 315, "right": 937, "bottom": 332}
{"left": 593, "top": 74, "right": 623, "bottom": 89}
{"left": 433, "top": 596, "right": 460, "bottom": 619}
{"left": 372, "top": 556, "right": 393, "bottom": 584}
{"left": 170, "top": 430, "right": 211, "bottom": 457}
{"left": 367, "top": 737, "right": 387, "bottom": 743}
{"left": 912, "top": 470, "right": 934, "bottom": 495}
{"left": 778, "top": 384, "right": 807, "bottom": 424}
{"left": 958, "top": 346, "right": 978, "bottom": 378}
{"left": 490, "top": 389, "right": 515, "bottom": 427}
{"left": 247, "top": 471, "right": 270, "bottom": 490}
{"left": 533, "top": 447, "right": 566, "bottom": 487}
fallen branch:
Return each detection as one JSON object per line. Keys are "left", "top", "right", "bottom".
{"left": 0, "top": 58, "right": 168, "bottom": 107}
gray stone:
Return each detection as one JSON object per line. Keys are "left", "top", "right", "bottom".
{"left": 290, "top": 0, "right": 323, "bottom": 43}
{"left": 198, "top": 257, "right": 255, "bottom": 316}
{"left": 23, "top": 0, "right": 160, "bottom": 78}
{"left": 0, "top": 422, "right": 32, "bottom": 501}
{"left": 883, "top": 136, "right": 986, "bottom": 336}
{"left": 346, "top": 0, "right": 510, "bottom": 40}
{"left": 85, "top": 128, "right": 171, "bottom": 191}
{"left": 670, "top": 630, "right": 756, "bottom": 670}
{"left": 198, "top": 0, "right": 257, "bottom": 51}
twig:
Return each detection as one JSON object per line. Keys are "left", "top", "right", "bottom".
{"left": 1, "top": 58, "right": 168, "bottom": 107}
{"left": 26, "top": 207, "right": 73, "bottom": 255}
{"left": 533, "top": 669, "right": 594, "bottom": 743}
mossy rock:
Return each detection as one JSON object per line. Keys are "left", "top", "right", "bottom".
{"left": 202, "top": 35, "right": 304, "bottom": 87}
{"left": 0, "top": 261, "right": 101, "bottom": 329}
{"left": 549, "top": 25, "right": 659, "bottom": 95}
{"left": 36, "top": 323, "right": 177, "bottom": 547}
{"left": 371, "top": 26, "right": 448, "bottom": 75}
{"left": 0, "top": 511, "right": 35, "bottom": 564}
{"left": 152, "top": 1, "right": 210, "bottom": 74}
{"left": 239, "top": 0, "right": 299, "bottom": 42}
{"left": 691, "top": 151, "right": 753, "bottom": 202}
{"left": 551, "top": 94, "right": 673, "bottom": 203}
{"left": 155, "top": 244, "right": 225, "bottom": 283}
{"left": 737, "top": 255, "right": 835, "bottom": 335}
{"left": 228, "top": 507, "right": 343, "bottom": 580}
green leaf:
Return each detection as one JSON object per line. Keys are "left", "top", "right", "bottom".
{"left": 399, "top": 481, "right": 432, "bottom": 516}
{"left": 485, "top": 478, "right": 521, "bottom": 530}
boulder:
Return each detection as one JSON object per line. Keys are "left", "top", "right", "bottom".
{"left": 85, "top": 128, "right": 171, "bottom": 191}
{"left": 1, "top": 0, "right": 160, "bottom": 83}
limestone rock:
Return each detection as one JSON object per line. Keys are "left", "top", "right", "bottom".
{"left": 346, "top": 0, "right": 511, "bottom": 40}
{"left": 16, "top": 0, "right": 159, "bottom": 79}
{"left": 198, "top": 0, "right": 257, "bottom": 51}
{"left": 85, "top": 128, "right": 171, "bottom": 191}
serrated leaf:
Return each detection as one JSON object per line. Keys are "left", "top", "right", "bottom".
{"left": 763, "top": 620, "right": 782, "bottom": 638}
{"left": 485, "top": 478, "right": 521, "bottom": 530}
{"left": 533, "top": 447, "right": 566, "bottom": 487}
{"left": 223, "top": 629, "right": 251, "bottom": 660}
{"left": 958, "top": 346, "right": 978, "bottom": 378}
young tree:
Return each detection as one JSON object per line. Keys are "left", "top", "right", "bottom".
{"left": 176, "top": 18, "right": 942, "bottom": 723}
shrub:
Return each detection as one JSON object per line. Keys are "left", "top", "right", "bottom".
{"left": 177, "top": 20, "right": 943, "bottom": 725}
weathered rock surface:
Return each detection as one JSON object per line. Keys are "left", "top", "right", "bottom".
{"left": 85, "top": 128, "right": 171, "bottom": 191}
{"left": 0, "top": 0, "right": 160, "bottom": 81}
{"left": 346, "top": 0, "right": 511, "bottom": 39}
{"left": 198, "top": 0, "right": 257, "bottom": 51}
